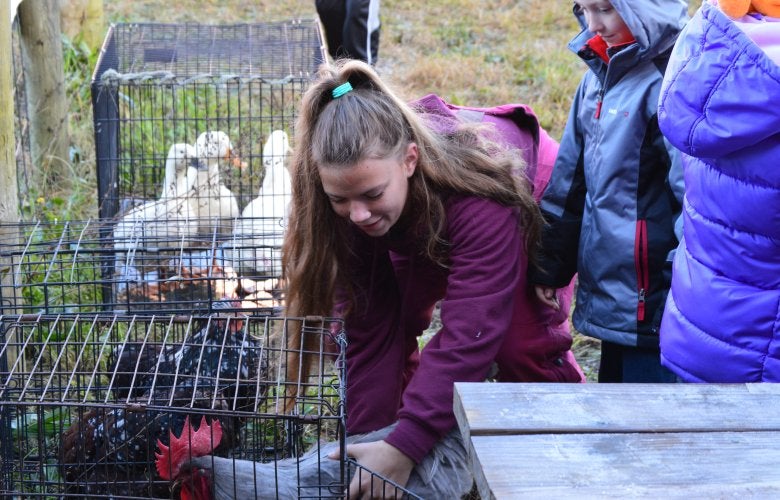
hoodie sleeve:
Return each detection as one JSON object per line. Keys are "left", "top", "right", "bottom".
{"left": 385, "top": 198, "right": 522, "bottom": 463}
{"left": 529, "top": 77, "right": 589, "bottom": 289}
{"left": 339, "top": 233, "right": 411, "bottom": 438}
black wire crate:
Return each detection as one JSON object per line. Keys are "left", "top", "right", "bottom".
{"left": 0, "top": 313, "right": 355, "bottom": 498}
{"left": 0, "top": 220, "right": 288, "bottom": 316}
{"left": 91, "top": 21, "right": 325, "bottom": 279}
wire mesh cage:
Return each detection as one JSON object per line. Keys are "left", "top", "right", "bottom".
{"left": 2, "top": 18, "right": 429, "bottom": 500}
{"left": 0, "top": 313, "right": 352, "bottom": 498}
{"left": 347, "top": 459, "right": 424, "bottom": 500}
{"left": 91, "top": 21, "right": 325, "bottom": 282}
{"left": 0, "top": 220, "right": 285, "bottom": 316}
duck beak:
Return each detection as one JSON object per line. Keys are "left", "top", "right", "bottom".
{"left": 226, "top": 148, "right": 248, "bottom": 170}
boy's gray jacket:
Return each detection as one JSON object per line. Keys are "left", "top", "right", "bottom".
{"left": 532, "top": 0, "right": 688, "bottom": 347}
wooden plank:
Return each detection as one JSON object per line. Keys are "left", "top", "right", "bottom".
{"left": 469, "top": 431, "right": 780, "bottom": 499}
{"left": 454, "top": 383, "right": 780, "bottom": 437}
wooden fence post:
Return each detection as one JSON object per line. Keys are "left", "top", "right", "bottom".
{"left": 1, "top": 0, "right": 22, "bottom": 370}
{"left": 17, "top": 0, "right": 69, "bottom": 191}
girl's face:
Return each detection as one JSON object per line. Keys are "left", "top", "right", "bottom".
{"left": 319, "top": 142, "right": 418, "bottom": 237}
{"left": 575, "top": 0, "right": 633, "bottom": 47}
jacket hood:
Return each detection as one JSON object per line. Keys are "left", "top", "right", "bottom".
{"left": 658, "top": 1, "right": 780, "bottom": 158}
{"left": 571, "top": 0, "right": 689, "bottom": 60}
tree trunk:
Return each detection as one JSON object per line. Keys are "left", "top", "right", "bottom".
{"left": 60, "top": 0, "right": 104, "bottom": 50}
{"left": 18, "top": 0, "right": 69, "bottom": 190}
{"left": 1, "top": 0, "right": 22, "bottom": 368}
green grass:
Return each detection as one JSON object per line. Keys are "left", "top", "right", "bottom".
{"left": 376, "top": 0, "right": 582, "bottom": 139}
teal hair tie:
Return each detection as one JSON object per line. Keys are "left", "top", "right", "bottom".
{"left": 332, "top": 81, "right": 353, "bottom": 99}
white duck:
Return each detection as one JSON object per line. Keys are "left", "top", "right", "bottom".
{"left": 193, "top": 130, "right": 241, "bottom": 237}
{"left": 225, "top": 130, "right": 291, "bottom": 276}
{"left": 113, "top": 143, "right": 199, "bottom": 277}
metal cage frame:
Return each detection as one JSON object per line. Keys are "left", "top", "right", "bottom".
{"left": 91, "top": 21, "right": 325, "bottom": 222}
{"left": 0, "top": 313, "right": 348, "bottom": 498}
{"left": 0, "top": 219, "right": 287, "bottom": 316}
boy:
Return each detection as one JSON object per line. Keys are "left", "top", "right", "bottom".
{"left": 531, "top": 0, "right": 689, "bottom": 382}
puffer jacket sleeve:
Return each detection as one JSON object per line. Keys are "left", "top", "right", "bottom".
{"left": 529, "top": 76, "right": 589, "bottom": 288}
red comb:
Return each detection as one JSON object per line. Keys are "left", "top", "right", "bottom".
{"left": 155, "top": 416, "right": 223, "bottom": 480}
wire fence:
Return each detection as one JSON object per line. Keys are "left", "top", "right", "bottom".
{"left": 0, "top": 313, "right": 349, "bottom": 498}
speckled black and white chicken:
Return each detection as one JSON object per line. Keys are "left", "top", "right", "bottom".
{"left": 58, "top": 301, "right": 268, "bottom": 496}
{"left": 108, "top": 300, "right": 265, "bottom": 405}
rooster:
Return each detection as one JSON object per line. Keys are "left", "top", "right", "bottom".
{"left": 154, "top": 418, "right": 474, "bottom": 499}
{"left": 59, "top": 388, "right": 240, "bottom": 497}
{"left": 112, "top": 300, "right": 268, "bottom": 411}
{"left": 58, "top": 302, "right": 267, "bottom": 497}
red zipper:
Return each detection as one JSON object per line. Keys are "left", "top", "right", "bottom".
{"left": 634, "top": 220, "right": 649, "bottom": 321}
{"left": 595, "top": 88, "right": 604, "bottom": 119}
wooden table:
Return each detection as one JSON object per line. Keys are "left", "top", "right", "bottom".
{"left": 453, "top": 382, "right": 780, "bottom": 499}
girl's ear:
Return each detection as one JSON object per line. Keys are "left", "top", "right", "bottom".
{"left": 403, "top": 142, "right": 418, "bottom": 178}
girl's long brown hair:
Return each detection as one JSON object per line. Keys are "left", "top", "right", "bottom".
{"left": 281, "top": 59, "right": 542, "bottom": 412}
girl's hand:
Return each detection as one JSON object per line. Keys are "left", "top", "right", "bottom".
{"left": 328, "top": 440, "right": 414, "bottom": 499}
{"left": 535, "top": 285, "right": 560, "bottom": 311}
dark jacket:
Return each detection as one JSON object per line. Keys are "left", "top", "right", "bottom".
{"left": 532, "top": 0, "right": 688, "bottom": 348}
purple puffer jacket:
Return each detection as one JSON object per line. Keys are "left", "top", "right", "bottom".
{"left": 657, "top": 1, "right": 780, "bottom": 382}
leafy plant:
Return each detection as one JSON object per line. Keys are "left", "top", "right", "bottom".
{"left": 62, "top": 33, "right": 97, "bottom": 111}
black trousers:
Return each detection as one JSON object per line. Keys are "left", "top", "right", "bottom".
{"left": 598, "top": 340, "right": 678, "bottom": 383}
{"left": 315, "top": 0, "right": 380, "bottom": 64}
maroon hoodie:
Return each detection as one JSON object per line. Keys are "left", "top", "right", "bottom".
{"left": 340, "top": 195, "right": 584, "bottom": 464}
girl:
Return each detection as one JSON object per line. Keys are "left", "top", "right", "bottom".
{"left": 283, "top": 59, "right": 584, "bottom": 497}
